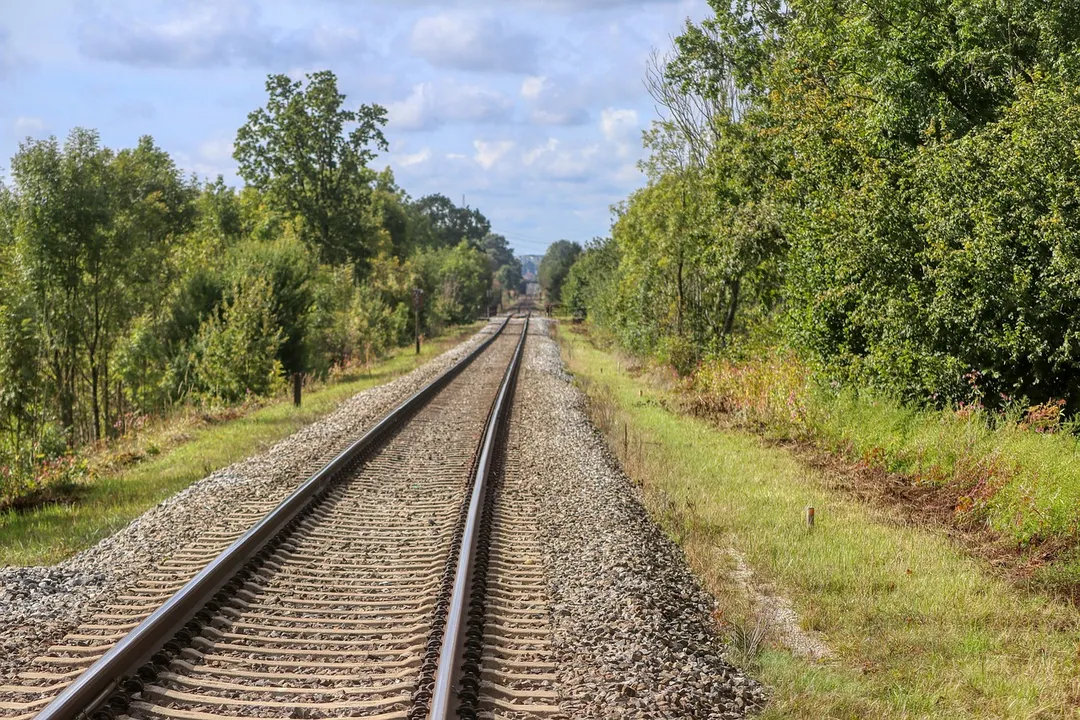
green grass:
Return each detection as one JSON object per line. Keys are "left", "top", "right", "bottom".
{"left": 0, "top": 324, "right": 482, "bottom": 566}
{"left": 691, "top": 346, "right": 1080, "bottom": 588}
{"left": 559, "top": 325, "right": 1080, "bottom": 719}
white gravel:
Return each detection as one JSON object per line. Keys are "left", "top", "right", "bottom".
{"left": 518, "top": 318, "right": 767, "bottom": 718}
{"left": 0, "top": 322, "right": 500, "bottom": 673}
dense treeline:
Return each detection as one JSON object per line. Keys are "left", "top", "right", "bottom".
{"left": 567, "top": 0, "right": 1080, "bottom": 410}
{"left": 0, "top": 71, "right": 521, "bottom": 493}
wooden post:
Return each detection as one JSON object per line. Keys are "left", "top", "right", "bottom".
{"left": 412, "top": 287, "right": 424, "bottom": 355}
{"left": 623, "top": 423, "right": 628, "bottom": 461}
{"left": 806, "top": 505, "right": 815, "bottom": 529}
{"left": 293, "top": 373, "right": 302, "bottom": 407}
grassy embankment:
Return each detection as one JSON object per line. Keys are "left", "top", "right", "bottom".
{"left": 0, "top": 324, "right": 482, "bottom": 566}
{"left": 558, "top": 323, "right": 1080, "bottom": 720}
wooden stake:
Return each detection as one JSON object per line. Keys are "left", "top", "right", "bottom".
{"left": 806, "top": 505, "right": 815, "bottom": 529}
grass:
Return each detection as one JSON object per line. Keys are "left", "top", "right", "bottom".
{"left": 558, "top": 324, "right": 1080, "bottom": 719}
{"left": 691, "top": 347, "right": 1080, "bottom": 589}
{"left": 0, "top": 324, "right": 482, "bottom": 566}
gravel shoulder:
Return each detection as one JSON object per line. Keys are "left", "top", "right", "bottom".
{"left": 0, "top": 321, "right": 500, "bottom": 675}
{"left": 519, "top": 318, "right": 766, "bottom": 718}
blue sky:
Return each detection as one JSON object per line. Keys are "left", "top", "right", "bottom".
{"left": 0, "top": 0, "right": 710, "bottom": 256}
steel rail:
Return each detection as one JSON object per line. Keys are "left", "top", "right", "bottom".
{"left": 427, "top": 314, "right": 530, "bottom": 720}
{"left": 32, "top": 315, "right": 513, "bottom": 720}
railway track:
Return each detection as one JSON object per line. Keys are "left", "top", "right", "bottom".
{"left": 0, "top": 314, "right": 564, "bottom": 720}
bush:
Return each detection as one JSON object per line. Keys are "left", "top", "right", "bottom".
{"left": 193, "top": 276, "right": 284, "bottom": 403}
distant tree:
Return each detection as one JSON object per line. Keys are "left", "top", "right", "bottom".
{"left": 234, "top": 70, "right": 388, "bottom": 268}
{"left": 481, "top": 233, "right": 513, "bottom": 270}
{"left": 495, "top": 257, "right": 524, "bottom": 297}
{"left": 409, "top": 194, "right": 491, "bottom": 249}
{"left": 539, "top": 240, "right": 582, "bottom": 303}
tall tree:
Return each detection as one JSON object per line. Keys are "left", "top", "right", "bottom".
{"left": 11, "top": 129, "right": 113, "bottom": 442}
{"left": 539, "top": 240, "right": 582, "bottom": 304}
{"left": 234, "top": 70, "right": 388, "bottom": 268}
{"left": 409, "top": 194, "right": 491, "bottom": 249}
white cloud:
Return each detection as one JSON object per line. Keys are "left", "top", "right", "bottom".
{"left": 473, "top": 140, "right": 515, "bottom": 170}
{"left": 398, "top": 148, "right": 431, "bottom": 167}
{"left": 600, "top": 107, "right": 639, "bottom": 142}
{"left": 410, "top": 14, "right": 537, "bottom": 73}
{"left": 78, "top": 1, "right": 364, "bottom": 68}
{"left": 520, "top": 76, "right": 546, "bottom": 100}
{"left": 522, "top": 138, "right": 558, "bottom": 166}
{"left": 13, "top": 116, "right": 45, "bottom": 136}
{"left": 518, "top": 74, "right": 591, "bottom": 126}
{"left": 387, "top": 81, "right": 513, "bottom": 132}
{"left": 600, "top": 107, "right": 640, "bottom": 157}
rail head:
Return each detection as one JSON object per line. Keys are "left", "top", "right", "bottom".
{"left": 32, "top": 315, "right": 513, "bottom": 720}
{"left": 426, "top": 313, "right": 530, "bottom": 720}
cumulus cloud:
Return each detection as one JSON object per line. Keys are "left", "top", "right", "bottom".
{"left": 522, "top": 138, "right": 558, "bottom": 166}
{"left": 387, "top": 81, "right": 513, "bottom": 131}
{"left": 518, "top": 74, "right": 592, "bottom": 126}
{"left": 600, "top": 107, "right": 640, "bottom": 156}
{"left": 78, "top": 1, "right": 363, "bottom": 68}
{"left": 410, "top": 14, "right": 537, "bottom": 73}
{"left": 397, "top": 148, "right": 431, "bottom": 167}
{"left": 473, "top": 140, "right": 515, "bottom": 170}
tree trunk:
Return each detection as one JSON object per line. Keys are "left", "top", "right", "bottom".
{"left": 722, "top": 277, "right": 741, "bottom": 337}
{"left": 293, "top": 372, "right": 302, "bottom": 407}
{"left": 102, "top": 354, "right": 111, "bottom": 439}
{"left": 55, "top": 349, "right": 75, "bottom": 446}
{"left": 89, "top": 351, "right": 101, "bottom": 442}
{"left": 676, "top": 254, "right": 684, "bottom": 336}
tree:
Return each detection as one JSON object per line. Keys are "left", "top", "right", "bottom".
{"left": 234, "top": 70, "right": 388, "bottom": 268}
{"left": 495, "top": 258, "right": 523, "bottom": 298}
{"left": 409, "top": 194, "right": 491, "bottom": 249}
{"left": 539, "top": 240, "right": 582, "bottom": 304}
{"left": 481, "top": 233, "right": 514, "bottom": 271}
{"left": 194, "top": 275, "right": 283, "bottom": 403}
{"left": 11, "top": 129, "right": 113, "bottom": 442}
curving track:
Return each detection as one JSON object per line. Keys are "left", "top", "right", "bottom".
{"left": 0, "top": 314, "right": 564, "bottom": 720}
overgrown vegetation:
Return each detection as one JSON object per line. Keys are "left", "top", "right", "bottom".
{"left": 0, "top": 323, "right": 480, "bottom": 565}
{"left": 564, "top": 2, "right": 1080, "bottom": 579}
{"left": 560, "top": 325, "right": 1080, "bottom": 720}
{"left": 0, "top": 70, "right": 524, "bottom": 513}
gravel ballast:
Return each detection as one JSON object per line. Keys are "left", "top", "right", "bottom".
{"left": 1, "top": 316, "right": 767, "bottom": 718}
{"left": 0, "top": 323, "right": 499, "bottom": 674}
{"left": 518, "top": 318, "right": 767, "bottom": 718}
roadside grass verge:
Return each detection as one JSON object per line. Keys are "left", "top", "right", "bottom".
{"left": 691, "top": 347, "right": 1080, "bottom": 592}
{"left": 557, "top": 324, "right": 1080, "bottom": 719}
{"left": 0, "top": 324, "right": 481, "bottom": 566}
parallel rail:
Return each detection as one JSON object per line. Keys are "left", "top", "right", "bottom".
{"left": 26, "top": 315, "right": 532, "bottom": 720}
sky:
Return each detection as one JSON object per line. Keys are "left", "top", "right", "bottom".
{"left": 0, "top": 0, "right": 711, "bottom": 257}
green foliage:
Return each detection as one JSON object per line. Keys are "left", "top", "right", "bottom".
{"left": 0, "top": 71, "right": 515, "bottom": 513}
{"left": 234, "top": 70, "right": 388, "bottom": 268}
{"left": 419, "top": 241, "right": 493, "bottom": 327}
{"left": 569, "top": 0, "right": 1080, "bottom": 409}
{"left": 408, "top": 193, "right": 491, "bottom": 250}
{"left": 538, "top": 240, "right": 581, "bottom": 303}
{"left": 193, "top": 276, "right": 284, "bottom": 403}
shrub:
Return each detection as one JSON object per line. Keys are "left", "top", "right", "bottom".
{"left": 193, "top": 276, "right": 284, "bottom": 403}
